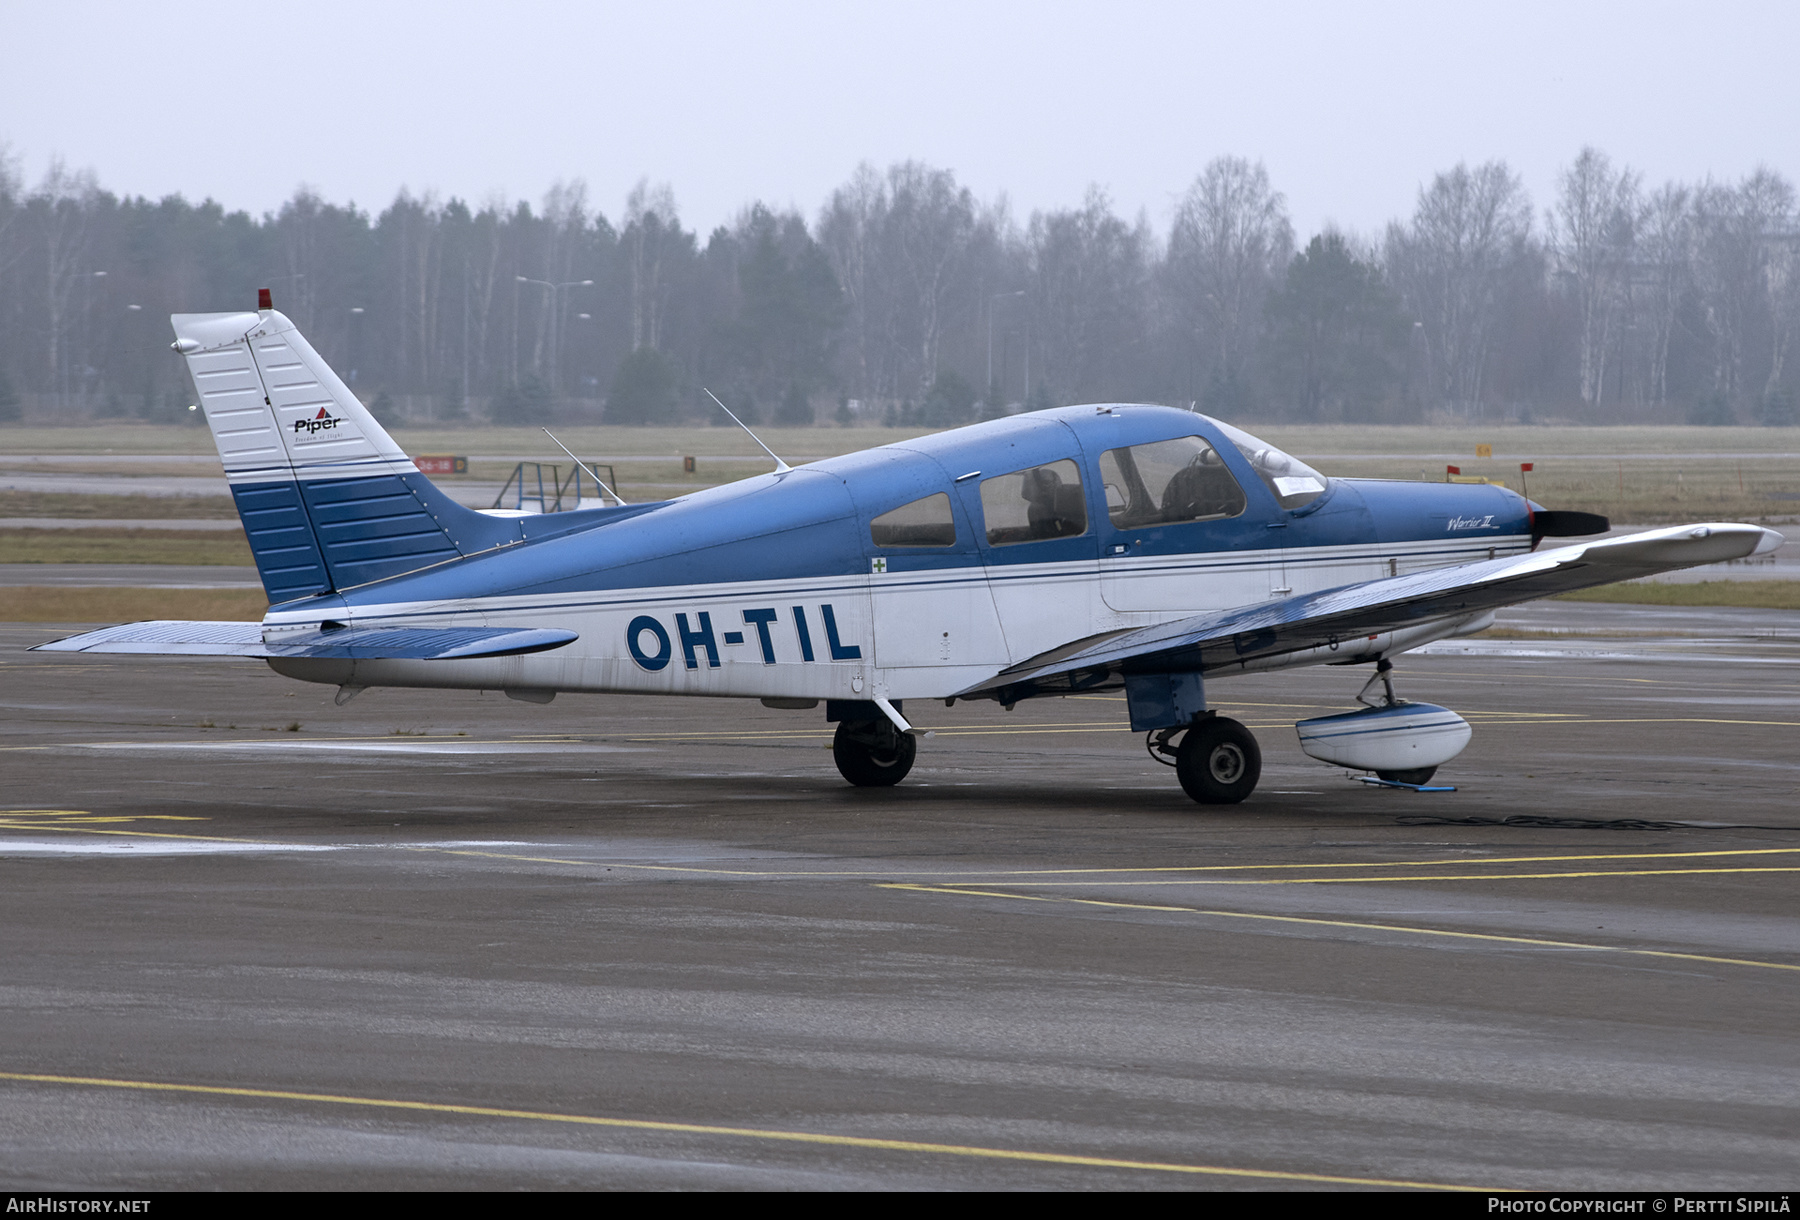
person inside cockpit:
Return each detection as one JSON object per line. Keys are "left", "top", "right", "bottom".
{"left": 1022, "top": 464, "right": 1087, "bottom": 540}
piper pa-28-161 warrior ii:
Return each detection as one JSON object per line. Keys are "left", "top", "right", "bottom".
{"left": 36, "top": 294, "right": 1787, "bottom": 803}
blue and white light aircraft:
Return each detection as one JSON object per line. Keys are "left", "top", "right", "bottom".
{"left": 37, "top": 297, "right": 1786, "bottom": 803}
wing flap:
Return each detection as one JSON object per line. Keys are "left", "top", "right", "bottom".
{"left": 961, "top": 523, "right": 1783, "bottom": 698}
{"left": 32, "top": 621, "right": 578, "bottom": 660}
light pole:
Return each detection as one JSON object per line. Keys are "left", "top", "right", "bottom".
{"left": 124, "top": 302, "right": 143, "bottom": 413}
{"left": 348, "top": 307, "right": 366, "bottom": 390}
{"left": 987, "top": 290, "right": 1025, "bottom": 407}
{"left": 574, "top": 314, "right": 598, "bottom": 399}
{"left": 82, "top": 270, "right": 108, "bottom": 404}
{"left": 515, "top": 277, "right": 594, "bottom": 395}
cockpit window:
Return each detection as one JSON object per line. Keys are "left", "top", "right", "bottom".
{"left": 1100, "top": 436, "right": 1246, "bottom": 528}
{"left": 1208, "top": 418, "right": 1329, "bottom": 510}
{"left": 980, "top": 459, "right": 1088, "bottom": 545}
{"left": 870, "top": 493, "right": 957, "bottom": 548}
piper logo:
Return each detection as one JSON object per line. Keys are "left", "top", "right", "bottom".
{"left": 293, "top": 408, "right": 342, "bottom": 435}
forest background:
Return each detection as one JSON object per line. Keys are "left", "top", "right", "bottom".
{"left": 2, "top": 148, "right": 1796, "bottom": 433}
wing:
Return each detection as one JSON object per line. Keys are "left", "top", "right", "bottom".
{"left": 958, "top": 522, "right": 1784, "bottom": 701}
{"left": 31, "top": 621, "right": 578, "bottom": 660}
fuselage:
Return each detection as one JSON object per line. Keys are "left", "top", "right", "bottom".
{"left": 264, "top": 405, "right": 1532, "bottom": 703}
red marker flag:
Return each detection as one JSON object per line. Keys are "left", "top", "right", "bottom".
{"left": 1446, "top": 465, "right": 1461, "bottom": 476}
{"left": 1520, "top": 462, "right": 1534, "bottom": 472}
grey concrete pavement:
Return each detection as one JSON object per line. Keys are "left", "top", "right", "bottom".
{"left": 0, "top": 518, "right": 244, "bottom": 531}
{"left": 1, "top": 610, "right": 1796, "bottom": 1190}
{"left": 0, "top": 564, "right": 261, "bottom": 588}
{"left": 0, "top": 471, "right": 233, "bottom": 497}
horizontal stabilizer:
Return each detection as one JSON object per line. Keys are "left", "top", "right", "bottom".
{"left": 33, "top": 621, "right": 578, "bottom": 660}
{"left": 31, "top": 620, "right": 269, "bottom": 656}
{"left": 959, "top": 522, "right": 1784, "bottom": 700}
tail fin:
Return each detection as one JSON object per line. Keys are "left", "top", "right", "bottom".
{"left": 173, "top": 304, "right": 517, "bottom": 603}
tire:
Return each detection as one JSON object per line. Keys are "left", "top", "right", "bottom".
{"left": 1375, "top": 767, "right": 1437, "bottom": 786}
{"left": 1175, "top": 717, "right": 1261, "bottom": 804}
{"left": 833, "top": 719, "right": 917, "bottom": 787}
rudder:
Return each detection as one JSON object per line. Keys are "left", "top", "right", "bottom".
{"left": 173, "top": 300, "right": 518, "bottom": 603}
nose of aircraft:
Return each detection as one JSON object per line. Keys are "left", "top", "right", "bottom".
{"left": 1354, "top": 477, "right": 1536, "bottom": 547}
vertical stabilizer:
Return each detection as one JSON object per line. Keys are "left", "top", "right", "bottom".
{"left": 173, "top": 304, "right": 515, "bottom": 603}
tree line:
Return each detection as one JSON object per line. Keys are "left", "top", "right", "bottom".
{"left": 0, "top": 149, "right": 1795, "bottom": 428}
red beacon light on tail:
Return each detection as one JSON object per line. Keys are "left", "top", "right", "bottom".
{"left": 257, "top": 287, "right": 272, "bottom": 310}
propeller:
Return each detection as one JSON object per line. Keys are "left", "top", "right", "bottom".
{"left": 1531, "top": 509, "right": 1611, "bottom": 548}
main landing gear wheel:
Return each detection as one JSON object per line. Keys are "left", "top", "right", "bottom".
{"left": 1176, "top": 717, "right": 1262, "bottom": 804}
{"left": 833, "top": 719, "right": 917, "bottom": 787}
{"left": 1376, "top": 767, "right": 1438, "bottom": 786}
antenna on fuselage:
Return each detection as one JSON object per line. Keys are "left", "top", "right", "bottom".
{"left": 540, "top": 427, "right": 628, "bottom": 506}
{"left": 703, "top": 388, "right": 790, "bottom": 474}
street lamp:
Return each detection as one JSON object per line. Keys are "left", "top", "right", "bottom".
{"left": 348, "top": 307, "right": 366, "bottom": 387}
{"left": 81, "top": 271, "right": 109, "bottom": 403}
{"left": 988, "top": 290, "right": 1025, "bottom": 409}
{"left": 515, "top": 277, "right": 594, "bottom": 394}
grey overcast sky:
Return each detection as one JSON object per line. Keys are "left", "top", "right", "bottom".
{"left": 2, "top": 1, "right": 1796, "bottom": 240}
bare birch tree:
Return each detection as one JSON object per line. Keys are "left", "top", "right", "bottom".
{"left": 883, "top": 162, "right": 978, "bottom": 395}
{"left": 1550, "top": 147, "right": 1641, "bottom": 405}
{"left": 1027, "top": 187, "right": 1149, "bottom": 403}
{"left": 1635, "top": 182, "right": 1692, "bottom": 405}
{"left": 1386, "top": 161, "right": 1532, "bottom": 417}
{"left": 1761, "top": 200, "right": 1800, "bottom": 403}
{"left": 274, "top": 188, "right": 326, "bottom": 330}
{"left": 1166, "top": 157, "right": 1293, "bottom": 403}
{"left": 817, "top": 164, "right": 885, "bottom": 399}
{"left": 624, "top": 180, "right": 679, "bottom": 352}
{"left": 34, "top": 161, "right": 99, "bottom": 403}
{"left": 535, "top": 179, "right": 589, "bottom": 389}
{"left": 378, "top": 190, "right": 444, "bottom": 397}
{"left": 0, "top": 145, "right": 23, "bottom": 303}
{"left": 1691, "top": 170, "right": 1795, "bottom": 407}
{"left": 464, "top": 197, "right": 506, "bottom": 394}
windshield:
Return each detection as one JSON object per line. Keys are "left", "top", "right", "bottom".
{"left": 1099, "top": 436, "right": 1246, "bottom": 528}
{"left": 1208, "top": 418, "right": 1329, "bottom": 511}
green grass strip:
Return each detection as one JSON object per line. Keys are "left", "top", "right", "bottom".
{"left": 1555, "top": 580, "right": 1800, "bottom": 610}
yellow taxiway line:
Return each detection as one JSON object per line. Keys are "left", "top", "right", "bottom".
{"left": 0, "top": 1069, "right": 1484, "bottom": 1190}
{"left": 944, "top": 865, "right": 1800, "bottom": 887}
{"left": 879, "top": 883, "right": 1800, "bottom": 975}
{"left": 418, "top": 844, "right": 1800, "bottom": 880}
{"left": 5, "top": 814, "right": 1797, "bottom": 881}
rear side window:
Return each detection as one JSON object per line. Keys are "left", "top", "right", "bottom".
{"left": 870, "top": 493, "right": 957, "bottom": 547}
{"left": 980, "top": 459, "right": 1088, "bottom": 545}
{"left": 1099, "top": 436, "right": 1246, "bottom": 528}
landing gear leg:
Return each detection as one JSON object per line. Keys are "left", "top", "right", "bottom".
{"left": 832, "top": 718, "right": 917, "bottom": 787}
{"left": 1173, "top": 716, "right": 1262, "bottom": 804}
{"left": 1354, "top": 658, "right": 1440, "bottom": 785}
{"left": 1357, "top": 657, "right": 1399, "bottom": 708}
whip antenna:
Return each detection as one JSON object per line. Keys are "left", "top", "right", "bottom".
{"left": 704, "top": 388, "right": 790, "bottom": 474}
{"left": 540, "top": 428, "right": 627, "bottom": 505}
